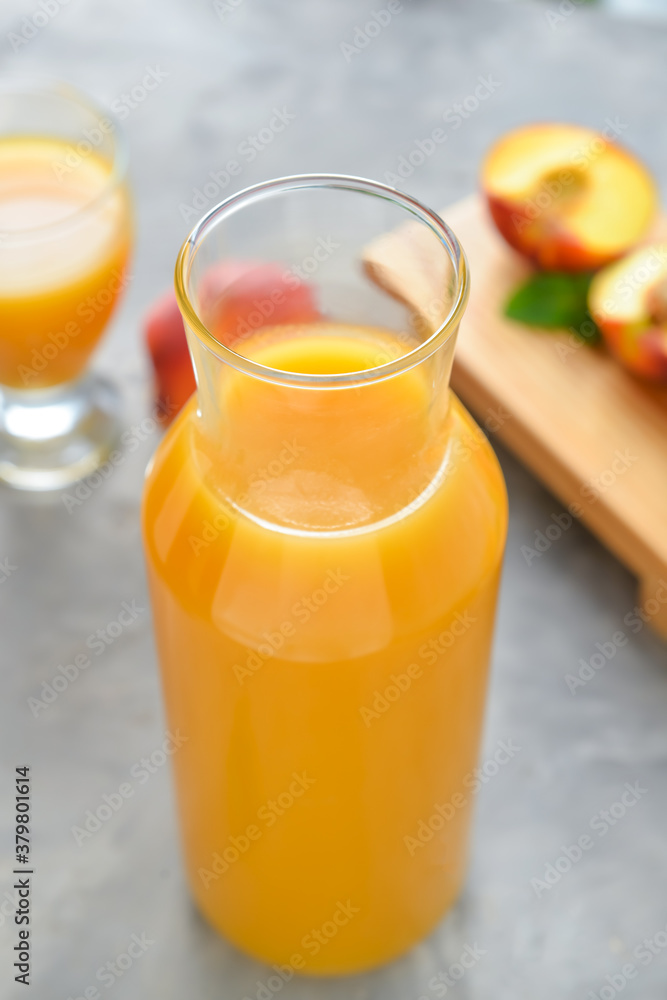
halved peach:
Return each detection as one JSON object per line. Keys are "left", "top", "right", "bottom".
{"left": 588, "top": 244, "right": 667, "bottom": 381}
{"left": 482, "top": 123, "right": 657, "bottom": 272}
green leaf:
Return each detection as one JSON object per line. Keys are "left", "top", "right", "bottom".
{"left": 504, "top": 271, "right": 600, "bottom": 343}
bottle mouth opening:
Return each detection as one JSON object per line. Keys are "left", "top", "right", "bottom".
{"left": 0, "top": 78, "right": 129, "bottom": 243}
{"left": 175, "top": 174, "right": 469, "bottom": 389}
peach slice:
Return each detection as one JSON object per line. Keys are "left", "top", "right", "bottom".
{"left": 482, "top": 123, "right": 657, "bottom": 272}
{"left": 588, "top": 244, "right": 667, "bottom": 381}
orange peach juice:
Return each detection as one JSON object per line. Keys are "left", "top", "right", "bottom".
{"left": 142, "top": 322, "right": 507, "bottom": 973}
{"left": 0, "top": 136, "right": 131, "bottom": 389}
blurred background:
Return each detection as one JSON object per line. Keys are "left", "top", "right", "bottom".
{"left": 496, "top": 0, "right": 667, "bottom": 16}
{"left": 1, "top": 1, "right": 666, "bottom": 998}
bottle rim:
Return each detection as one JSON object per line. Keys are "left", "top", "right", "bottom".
{"left": 175, "top": 173, "right": 469, "bottom": 388}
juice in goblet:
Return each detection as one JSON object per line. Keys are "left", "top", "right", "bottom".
{"left": 0, "top": 82, "right": 131, "bottom": 490}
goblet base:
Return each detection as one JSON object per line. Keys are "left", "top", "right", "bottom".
{"left": 0, "top": 374, "right": 121, "bottom": 491}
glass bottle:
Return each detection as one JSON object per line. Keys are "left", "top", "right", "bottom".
{"left": 142, "top": 175, "right": 507, "bottom": 974}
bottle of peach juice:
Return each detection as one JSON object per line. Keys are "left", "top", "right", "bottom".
{"left": 142, "top": 175, "right": 507, "bottom": 974}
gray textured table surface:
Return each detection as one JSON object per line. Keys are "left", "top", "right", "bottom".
{"left": 1, "top": 1, "right": 667, "bottom": 997}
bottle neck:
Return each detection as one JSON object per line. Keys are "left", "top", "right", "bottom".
{"left": 188, "top": 323, "right": 457, "bottom": 531}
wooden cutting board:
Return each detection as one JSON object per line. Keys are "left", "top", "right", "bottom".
{"left": 367, "top": 194, "right": 667, "bottom": 638}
